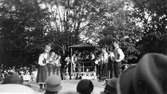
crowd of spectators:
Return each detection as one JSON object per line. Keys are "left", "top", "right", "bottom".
{"left": 0, "top": 64, "right": 37, "bottom": 83}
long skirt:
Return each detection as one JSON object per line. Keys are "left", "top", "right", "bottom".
{"left": 47, "top": 64, "right": 53, "bottom": 76}
{"left": 36, "top": 65, "right": 48, "bottom": 83}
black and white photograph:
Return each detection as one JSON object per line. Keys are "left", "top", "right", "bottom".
{"left": 0, "top": 0, "right": 167, "bottom": 94}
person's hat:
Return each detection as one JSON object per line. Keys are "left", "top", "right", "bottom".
{"left": 117, "top": 53, "right": 167, "bottom": 94}
{"left": 0, "top": 84, "right": 36, "bottom": 94}
{"left": 2, "top": 72, "right": 22, "bottom": 84}
{"left": 104, "top": 78, "right": 117, "bottom": 94}
{"left": 45, "top": 75, "right": 62, "bottom": 92}
{"left": 77, "top": 79, "right": 94, "bottom": 94}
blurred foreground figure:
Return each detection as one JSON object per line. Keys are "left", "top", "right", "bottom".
{"left": 117, "top": 53, "right": 167, "bottom": 94}
{"left": 2, "top": 72, "right": 22, "bottom": 84}
{"left": 77, "top": 79, "right": 94, "bottom": 94}
{"left": 44, "top": 75, "right": 62, "bottom": 94}
{"left": 0, "top": 84, "right": 35, "bottom": 94}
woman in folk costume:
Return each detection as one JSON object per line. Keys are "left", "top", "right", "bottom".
{"left": 51, "top": 53, "right": 61, "bottom": 76}
{"left": 46, "top": 52, "right": 54, "bottom": 77}
{"left": 36, "top": 44, "right": 52, "bottom": 90}
{"left": 48, "top": 52, "right": 57, "bottom": 75}
{"left": 100, "top": 47, "right": 109, "bottom": 78}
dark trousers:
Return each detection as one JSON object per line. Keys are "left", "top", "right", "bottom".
{"left": 113, "top": 62, "right": 120, "bottom": 77}
{"left": 96, "top": 64, "right": 100, "bottom": 77}
{"left": 52, "top": 65, "right": 57, "bottom": 74}
{"left": 104, "top": 63, "right": 108, "bottom": 76}
{"left": 108, "top": 62, "right": 113, "bottom": 78}
{"left": 67, "top": 63, "right": 71, "bottom": 79}
{"left": 107, "top": 61, "right": 121, "bottom": 78}
{"left": 60, "top": 66, "right": 65, "bottom": 80}
{"left": 99, "top": 63, "right": 108, "bottom": 80}
{"left": 99, "top": 64, "right": 103, "bottom": 77}
{"left": 56, "top": 67, "right": 61, "bottom": 76}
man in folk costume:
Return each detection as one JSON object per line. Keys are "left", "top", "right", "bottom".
{"left": 37, "top": 44, "right": 52, "bottom": 90}
{"left": 95, "top": 54, "right": 102, "bottom": 79}
{"left": 113, "top": 42, "right": 125, "bottom": 77}
{"left": 65, "top": 56, "right": 71, "bottom": 79}
{"left": 108, "top": 46, "right": 115, "bottom": 79}
{"left": 71, "top": 54, "right": 77, "bottom": 72}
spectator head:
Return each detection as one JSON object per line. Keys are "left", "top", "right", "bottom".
{"left": 117, "top": 53, "right": 167, "bottom": 94}
{"left": 0, "top": 84, "right": 36, "bottom": 94}
{"left": 77, "top": 79, "right": 94, "bottom": 94}
{"left": 45, "top": 75, "right": 62, "bottom": 94}
{"left": 2, "top": 72, "right": 22, "bottom": 84}
{"left": 101, "top": 78, "right": 117, "bottom": 94}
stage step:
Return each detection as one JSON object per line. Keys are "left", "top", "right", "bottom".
{"left": 65, "top": 72, "right": 97, "bottom": 80}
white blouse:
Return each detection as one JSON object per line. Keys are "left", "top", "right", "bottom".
{"left": 38, "top": 53, "right": 49, "bottom": 66}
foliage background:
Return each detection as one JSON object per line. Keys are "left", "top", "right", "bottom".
{"left": 0, "top": 0, "right": 166, "bottom": 65}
